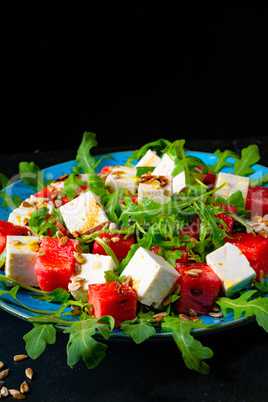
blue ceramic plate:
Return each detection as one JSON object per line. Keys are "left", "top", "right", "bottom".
{"left": 1, "top": 150, "right": 268, "bottom": 338}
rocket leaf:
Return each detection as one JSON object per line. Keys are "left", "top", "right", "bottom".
{"left": 74, "top": 131, "right": 98, "bottom": 173}
{"left": 64, "top": 317, "right": 114, "bottom": 369}
{"left": 207, "top": 149, "right": 239, "bottom": 174}
{"left": 162, "top": 316, "right": 214, "bottom": 374}
{"left": 216, "top": 290, "right": 268, "bottom": 332}
{"left": 23, "top": 324, "right": 56, "bottom": 359}
{"left": 19, "top": 161, "right": 50, "bottom": 191}
{"left": 233, "top": 144, "right": 260, "bottom": 176}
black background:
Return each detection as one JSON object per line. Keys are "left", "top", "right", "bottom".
{"left": 1, "top": 6, "right": 268, "bottom": 401}
{"left": 1, "top": 3, "right": 267, "bottom": 154}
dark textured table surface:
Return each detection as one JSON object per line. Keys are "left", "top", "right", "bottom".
{"left": 1, "top": 137, "right": 268, "bottom": 402}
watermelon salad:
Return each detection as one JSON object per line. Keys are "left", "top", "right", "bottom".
{"left": 1, "top": 131, "right": 268, "bottom": 374}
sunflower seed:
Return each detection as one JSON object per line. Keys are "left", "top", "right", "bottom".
{"left": 20, "top": 381, "right": 29, "bottom": 394}
{"left": 0, "top": 362, "right": 4, "bottom": 370}
{"left": 25, "top": 368, "right": 33, "bottom": 380}
{"left": 1, "top": 386, "right": 9, "bottom": 397}
{"left": 74, "top": 242, "right": 83, "bottom": 253}
{"left": 111, "top": 236, "right": 120, "bottom": 243}
{"left": 189, "top": 309, "right": 197, "bottom": 317}
{"left": 162, "top": 294, "right": 173, "bottom": 307}
{"left": 74, "top": 252, "right": 86, "bottom": 264}
{"left": 58, "top": 236, "right": 68, "bottom": 246}
{"left": 0, "top": 369, "right": 9, "bottom": 380}
{"left": 208, "top": 312, "right": 223, "bottom": 318}
{"left": 184, "top": 270, "right": 199, "bottom": 277}
{"left": 56, "top": 230, "right": 64, "bottom": 239}
{"left": 69, "top": 282, "right": 83, "bottom": 292}
{"left": 151, "top": 312, "right": 168, "bottom": 319}
{"left": 179, "top": 314, "right": 191, "bottom": 322}
{"left": 13, "top": 354, "right": 28, "bottom": 362}
{"left": 13, "top": 391, "right": 26, "bottom": 400}
{"left": 9, "top": 389, "right": 20, "bottom": 396}
{"left": 260, "top": 269, "right": 264, "bottom": 284}
{"left": 174, "top": 283, "right": 181, "bottom": 294}
{"left": 121, "top": 275, "right": 132, "bottom": 287}
{"left": 74, "top": 263, "right": 81, "bottom": 275}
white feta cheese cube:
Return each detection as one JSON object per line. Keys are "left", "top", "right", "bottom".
{"left": 120, "top": 247, "right": 180, "bottom": 308}
{"left": 105, "top": 166, "right": 138, "bottom": 194}
{"left": 214, "top": 172, "right": 249, "bottom": 201}
{"left": 152, "top": 153, "right": 187, "bottom": 194}
{"left": 5, "top": 235, "right": 39, "bottom": 287}
{"left": 153, "top": 153, "right": 175, "bottom": 176}
{"left": 8, "top": 195, "right": 54, "bottom": 227}
{"left": 59, "top": 190, "right": 109, "bottom": 237}
{"left": 138, "top": 175, "right": 172, "bottom": 205}
{"left": 206, "top": 242, "right": 256, "bottom": 297}
{"left": 173, "top": 171, "right": 186, "bottom": 194}
{"left": 136, "top": 150, "right": 161, "bottom": 168}
{"left": 69, "top": 253, "right": 117, "bottom": 302}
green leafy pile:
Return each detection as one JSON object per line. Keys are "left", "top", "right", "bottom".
{"left": 1, "top": 132, "right": 268, "bottom": 375}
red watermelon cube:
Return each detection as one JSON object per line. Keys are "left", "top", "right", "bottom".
{"left": 88, "top": 281, "right": 137, "bottom": 328}
{"left": 34, "top": 237, "right": 79, "bottom": 291}
{"left": 92, "top": 233, "right": 135, "bottom": 262}
{"left": 175, "top": 262, "right": 221, "bottom": 315}
{"left": 213, "top": 203, "right": 237, "bottom": 235}
{"left": 245, "top": 185, "right": 268, "bottom": 218}
{"left": 0, "top": 220, "right": 30, "bottom": 261}
{"left": 224, "top": 233, "right": 268, "bottom": 281}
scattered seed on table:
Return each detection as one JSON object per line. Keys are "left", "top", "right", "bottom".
{"left": 20, "top": 380, "right": 30, "bottom": 394}
{"left": 1, "top": 386, "right": 9, "bottom": 397}
{"left": 25, "top": 368, "right": 33, "bottom": 380}
{"left": 0, "top": 369, "right": 9, "bottom": 380}
{"left": 14, "top": 354, "right": 28, "bottom": 362}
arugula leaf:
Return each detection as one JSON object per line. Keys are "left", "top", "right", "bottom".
{"left": 31, "top": 288, "right": 70, "bottom": 304}
{"left": 118, "top": 196, "right": 184, "bottom": 228}
{"left": 122, "top": 321, "right": 156, "bottom": 343}
{"left": 136, "top": 166, "right": 155, "bottom": 178}
{"left": 0, "top": 173, "right": 9, "bottom": 190}
{"left": 216, "top": 290, "right": 268, "bottom": 332}
{"left": 193, "top": 201, "right": 227, "bottom": 251}
{"left": 94, "top": 237, "right": 120, "bottom": 269}
{"left": 74, "top": 131, "right": 98, "bottom": 173}
{"left": 128, "top": 138, "right": 171, "bottom": 164}
{"left": 233, "top": 144, "right": 260, "bottom": 176}
{"left": 118, "top": 233, "right": 153, "bottom": 274}
{"left": 23, "top": 324, "right": 56, "bottom": 359}
{"left": 62, "top": 172, "right": 87, "bottom": 202}
{"left": 172, "top": 155, "right": 208, "bottom": 179}
{"left": 28, "top": 207, "right": 58, "bottom": 237}
{"left": 0, "top": 190, "right": 22, "bottom": 209}
{"left": 0, "top": 249, "right": 6, "bottom": 269}
{"left": 161, "top": 139, "right": 185, "bottom": 160}
{"left": 120, "top": 311, "right": 156, "bottom": 343}
{"left": 87, "top": 168, "right": 107, "bottom": 197}
{"left": 104, "top": 270, "right": 120, "bottom": 283}
{"left": 207, "top": 149, "right": 239, "bottom": 174}
{"left": 214, "top": 190, "right": 246, "bottom": 216}
{"left": 64, "top": 317, "right": 114, "bottom": 369}
{"left": 249, "top": 172, "right": 268, "bottom": 187}
{"left": 162, "top": 316, "right": 214, "bottom": 374}
{"left": 19, "top": 161, "right": 48, "bottom": 190}
{"left": 105, "top": 188, "right": 125, "bottom": 224}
